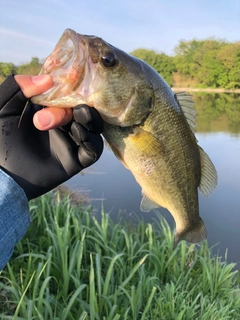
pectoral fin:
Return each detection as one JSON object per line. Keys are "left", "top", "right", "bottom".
{"left": 140, "top": 194, "right": 161, "bottom": 212}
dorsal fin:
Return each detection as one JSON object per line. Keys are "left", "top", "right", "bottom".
{"left": 140, "top": 193, "right": 161, "bottom": 212}
{"left": 175, "top": 92, "right": 196, "bottom": 133}
{"left": 198, "top": 146, "right": 218, "bottom": 197}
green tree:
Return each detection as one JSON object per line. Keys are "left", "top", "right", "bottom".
{"left": 217, "top": 42, "right": 240, "bottom": 88}
{"left": 174, "top": 39, "right": 204, "bottom": 76}
{"left": 195, "top": 40, "right": 228, "bottom": 87}
{"left": 131, "top": 49, "right": 176, "bottom": 86}
{"left": 0, "top": 62, "right": 17, "bottom": 77}
{"left": 173, "top": 38, "right": 238, "bottom": 88}
{"left": 17, "top": 57, "right": 42, "bottom": 75}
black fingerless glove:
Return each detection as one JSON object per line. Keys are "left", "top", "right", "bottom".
{"left": 0, "top": 75, "right": 103, "bottom": 200}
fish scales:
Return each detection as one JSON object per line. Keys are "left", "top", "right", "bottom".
{"left": 31, "top": 29, "right": 217, "bottom": 246}
{"left": 104, "top": 85, "right": 203, "bottom": 245}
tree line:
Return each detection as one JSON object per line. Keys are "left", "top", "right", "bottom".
{"left": 131, "top": 38, "right": 240, "bottom": 89}
{"left": 0, "top": 38, "right": 240, "bottom": 89}
{"left": 0, "top": 57, "right": 42, "bottom": 83}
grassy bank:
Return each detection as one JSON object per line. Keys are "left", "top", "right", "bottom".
{"left": 171, "top": 87, "right": 240, "bottom": 94}
{"left": 0, "top": 191, "right": 240, "bottom": 319}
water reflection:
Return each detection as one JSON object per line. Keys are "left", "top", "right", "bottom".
{"left": 65, "top": 93, "right": 240, "bottom": 268}
{"left": 194, "top": 92, "right": 240, "bottom": 134}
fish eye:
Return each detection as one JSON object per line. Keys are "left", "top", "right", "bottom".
{"left": 101, "top": 52, "right": 117, "bottom": 67}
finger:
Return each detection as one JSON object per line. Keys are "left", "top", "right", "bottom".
{"left": 73, "top": 105, "right": 104, "bottom": 133}
{"left": 33, "top": 107, "right": 73, "bottom": 130}
{"left": 14, "top": 75, "right": 53, "bottom": 98}
{"left": 71, "top": 122, "right": 104, "bottom": 167}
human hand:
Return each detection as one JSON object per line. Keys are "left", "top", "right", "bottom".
{"left": 15, "top": 74, "right": 73, "bottom": 130}
{"left": 0, "top": 75, "right": 103, "bottom": 200}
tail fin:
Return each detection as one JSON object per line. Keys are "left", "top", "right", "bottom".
{"left": 174, "top": 218, "right": 207, "bottom": 248}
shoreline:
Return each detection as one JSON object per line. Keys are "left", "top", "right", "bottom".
{"left": 171, "top": 87, "right": 240, "bottom": 94}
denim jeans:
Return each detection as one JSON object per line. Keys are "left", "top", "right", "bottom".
{"left": 0, "top": 169, "right": 30, "bottom": 270}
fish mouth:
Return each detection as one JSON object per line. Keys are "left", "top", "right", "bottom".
{"left": 31, "top": 29, "right": 87, "bottom": 105}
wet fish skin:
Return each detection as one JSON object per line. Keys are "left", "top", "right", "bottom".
{"left": 31, "top": 29, "right": 217, "bottom": 246}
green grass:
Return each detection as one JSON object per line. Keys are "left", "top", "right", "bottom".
{"left": 0, "top": 191, "right": 240, "bottom": 319}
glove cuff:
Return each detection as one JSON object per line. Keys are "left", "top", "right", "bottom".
{"left": 0, "top": 75, "right": 22, "bottom": 106}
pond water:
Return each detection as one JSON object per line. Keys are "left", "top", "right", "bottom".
{"left": 65, "top": 92, "right": 240, "bottom": 268}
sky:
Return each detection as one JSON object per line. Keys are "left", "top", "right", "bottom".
{"left": 1, "top": 0, "right": 239, "bottom": 65}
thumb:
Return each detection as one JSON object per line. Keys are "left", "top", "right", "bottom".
{"left": 14, "top": 75, "right": 53, "bottom": 98}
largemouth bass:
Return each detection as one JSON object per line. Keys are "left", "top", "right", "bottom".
{"left": 32, "top": 29, "right": 217, "bottom": 246}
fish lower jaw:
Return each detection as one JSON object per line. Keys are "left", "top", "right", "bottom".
{"left": 31, "top": 92, "right": 88, "bottom": 108}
